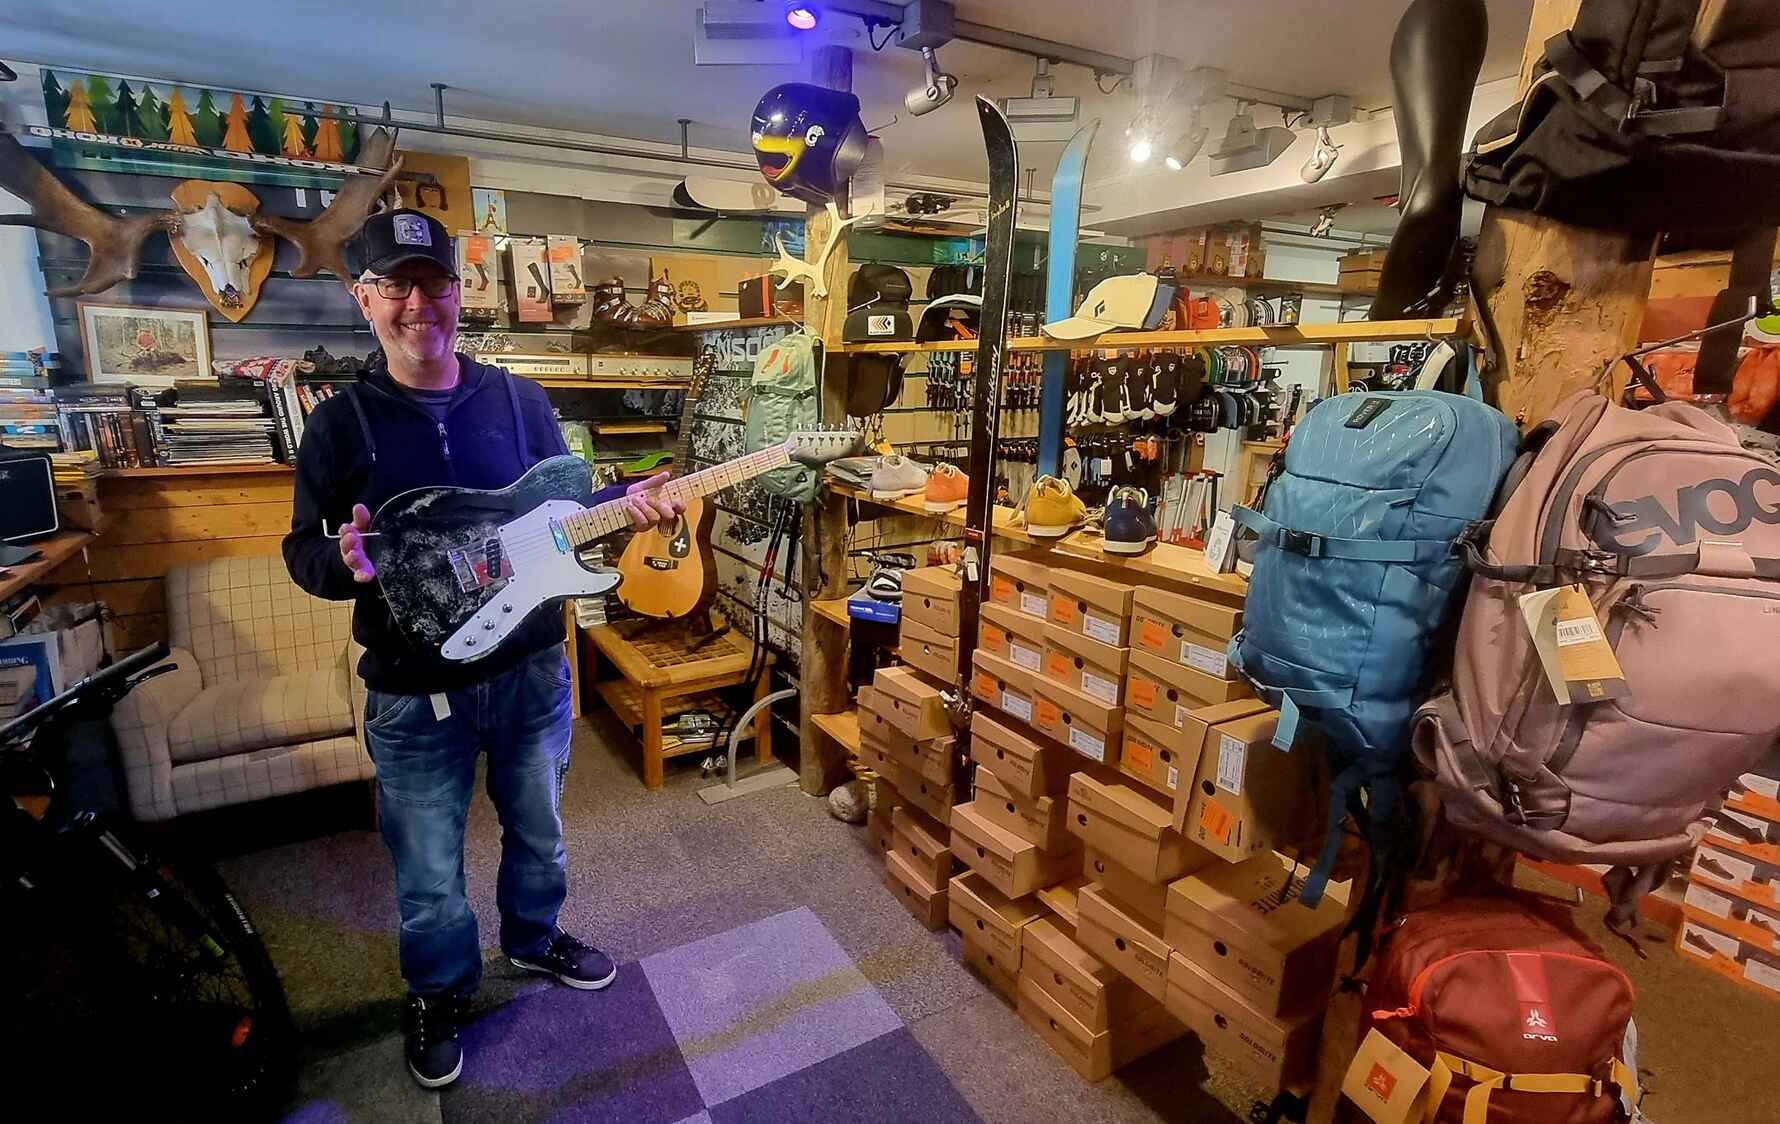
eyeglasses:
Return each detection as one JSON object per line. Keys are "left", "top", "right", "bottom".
{"left": 368, "top": 276, "right": 458, "bottom": 300}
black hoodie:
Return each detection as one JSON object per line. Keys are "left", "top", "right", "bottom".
{"left": 282, "top": 354, "right": 624, "bottom": 694}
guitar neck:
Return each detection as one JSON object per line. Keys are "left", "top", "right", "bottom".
{"left": 563, "top": 445, "right": 791, "bottom": 546}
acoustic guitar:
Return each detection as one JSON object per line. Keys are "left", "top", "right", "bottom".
{"left": 365, "top": 429, "right": 857, "bottom": 663}
{"left": 616, "top": 348, "right": 716, "bottom": 618}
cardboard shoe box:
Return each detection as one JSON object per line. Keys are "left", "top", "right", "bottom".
{"left": 888, "top": 731, "right": 957, "bottom": 789}
{"left": 1038, "top": 876, "right": 1088, "bottom": 936}
{"left": 962, "top": 933, "right": 1021, "bottom": 1003}
{"left": 901, "top": 565, "right": 962, "bottom": 636}
{"left": 1691, "top": 843, "right": 1780, "bottom": 909}
{"left": 1021, "top": 915, "right": 1154, "bottom": 1034}
{"left": 1131, "top": 587, "right": 1244, "bottom": 681}
{"left": 899, "top": 768, "right": 956, "bottom": 827}
{"left": 1032, "top": 678, "right": 1125, "bottom": 767}
{"left": 949, "top": 869, "right": 1045, "bottom": 966}
{"left": 886, "top": 849, "right": 948, "bottom": 930}
{"left": 1164, "top": 851, "right": 1347, "bottom": 1017}
{"left": 1047, "top": 570, "right": 1136, "bottom": 647}
{"left": 990, "top": 553, "right": 1054, "bottom": 620}
{"left": 1120, "top": 711, "right": 1198, "bottom": 798}
{"left": 1681, "top": 879, "right": 1780, "bottom": 955}
{"left": 901, "top": 616, "right": 961, "bottom": 684}
{"left": 1166, "top": 951, "right": 1323, "bottom": 1090}
{"left": 973, "top": 649, "right": 1040, "bottom": 728}
{"left": 1076, "top": 883, "right": 1173, "bottom": 1002}
{"left": 1126, "top": 648, "right": 1255, "bottom": 728}
{"left": 858, "top": 730, "right": 896, "bottom": 778}
{"left": 970, "top": 709, "right": 1079, "bottom": 799}
{"left": 1706, "top": 803, "right": 1780, "bottom": 867}
{"left": 1177, "top": 708, "right": 1318, "bottom": 863}
{"left": 1044, "top": 624, "right": 1130, "bottom": 707}
{"left": 975, "top": 762, "right": 1072, "bottom": 853}
{"left": 980, "top": 600, "right": 1047, "bottom": 676}
{"left": 1083, "top": 846, "right": 1171, "bottom": 932}
{"left": 951, "top": 801, "right": 1079, "bottom": 898}
{"left": 1068, "top": 772, "right": 1207, "bottom": 885}
{"left": 892, "top": 805, "right": 955, "bottom": 891}
{"left": 1016, "top": 972, "right": 1186, "bottom": 1083}
{"left": 871, "top": 666, "right": 953, "bottom": 740}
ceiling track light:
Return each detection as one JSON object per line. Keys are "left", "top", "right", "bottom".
{"left": 904, "top": 46, "right": 958, "bottom": 116}
{"left": 784, "top": 1, "right": 819, "bottom": 30}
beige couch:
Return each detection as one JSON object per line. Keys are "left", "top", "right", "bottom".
{"left": 111, "top": 556, "right": 374, "bottom": 821}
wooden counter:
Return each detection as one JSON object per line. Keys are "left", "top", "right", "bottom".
{"left": 0, "top": 529, "right": 96, "bottom": 603}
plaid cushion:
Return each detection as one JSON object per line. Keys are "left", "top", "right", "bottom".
{"left": 167, "top": 556, "right": 352, "bottom": 688}
{"left": 166, "top": 667, "right": 353, "bottom": 765}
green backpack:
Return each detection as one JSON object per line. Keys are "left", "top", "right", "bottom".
{"left": 745, "top": 330, "right": 821, "bottom": 502}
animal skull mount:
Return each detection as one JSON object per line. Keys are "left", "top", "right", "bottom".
{"left": 169, "top": 182, "right": 274, "bottom": 321}
{"left": 0, "top": 126, "right": 403, "bottom": 300}
{"left": 768, "top": 201, "right": 860, "bottom": 300}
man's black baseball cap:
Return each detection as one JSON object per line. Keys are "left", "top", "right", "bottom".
{"left": 354, "top": 209, "right": 457, "bottom": 277}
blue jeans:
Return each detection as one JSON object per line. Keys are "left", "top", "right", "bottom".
{"left": 363, "top": 648, "right": 573, "bottom": 997}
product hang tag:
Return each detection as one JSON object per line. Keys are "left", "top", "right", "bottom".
{"left": 1341, "top": 1029, "right": 1432, "bottom": 1124}
{"left": 430, "top": 692, "right": 452, "bottom": 721}
{"left": 1203, "top": 511, "right": 1239, "bottom": 573}
{"left": 1518, "top": 584, "right": 1628, "bottom": 705}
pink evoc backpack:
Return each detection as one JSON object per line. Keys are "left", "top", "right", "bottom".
{"left": 1414, "top": 390, "right": 1780, "bottom": 929}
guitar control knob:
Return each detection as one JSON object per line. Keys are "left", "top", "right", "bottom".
{"left": 483, "top": 620, "right": 496, "bottom": 630}
{"left": 466, "top": 637, "right": 477, "bottom": 647}
{"left": 502, "top": 604, "right": 513, "bottom": 613}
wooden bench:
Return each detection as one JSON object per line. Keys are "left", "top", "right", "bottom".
{"left": 578, "top": 619, "right": 774, "bottom": 789}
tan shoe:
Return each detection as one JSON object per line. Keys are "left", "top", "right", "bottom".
{"left": 1024, "top": 475, "right": 1087, "bottom": 538}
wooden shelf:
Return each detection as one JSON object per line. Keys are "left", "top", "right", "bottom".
{"left": 810, "top": 708, "right": 862, "bottom": 756}
{"left": 595, "top": 422, "right": 669, "bottom": 435}
{"left": 812, "top": 598, "right": 850, "bottom": 627}
{"left": 0, "top": 530, "right": 95, "bottom": 602}
{"left": 841, "top": 317, "right": 1468, "bottom": 355}
{"left": 674, "top": 316, "right": 799, "bottom": 333}
{"left": 828, "top": 481, "right": 1248, "bottom": 600}
{"left": 532, "top": 377, "right": 690, "bottom": 390}
{"left": 100, "top": 464, "right": 294, "bottom": 478}
{"left": 1168, "top": 274, "right": 1352, "bottom": 299}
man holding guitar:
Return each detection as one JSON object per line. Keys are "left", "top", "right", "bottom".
{"left": 282, "top": 209, "right": 681, "bottom": 1089}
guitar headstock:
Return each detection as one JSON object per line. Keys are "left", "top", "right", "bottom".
{"left": 784, "top": 428, "right": 863, "bottom": 466}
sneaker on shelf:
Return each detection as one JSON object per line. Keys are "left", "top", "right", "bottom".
{"left": 403, "top": 992, "right": 466, "bottom": 1089}
{"left": 510, "top": 929, "right": 618, "bottom": 991}
{"left": 868, "top": 455, "right": 930, "bottom": 500}
{"left": 1103, "top": 486, "right": 1158, "bottom": 555}
{"left": 924, "top": 463, "right": 969, "bottom": 512}
{"left": 1024, "top": 475, "right": 1088, "bottom": 539}
{"left": 866, "top": 567, "right": 904, "bottom": 602}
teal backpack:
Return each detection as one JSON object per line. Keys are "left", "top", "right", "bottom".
{"left": 745, "top": 331, "right": 821, "bottom": 502}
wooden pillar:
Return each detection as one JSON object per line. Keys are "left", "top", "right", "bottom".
{"left": 1474, "top": 0, "right": 1659, "bottom": 427}
{"left": 798, "top": 44, "right": 855, "bottom": 796}
{"left": 1305, "top": 4, "right": 1658, "bottom": 1120}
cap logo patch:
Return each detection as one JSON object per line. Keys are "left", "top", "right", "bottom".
{"left": 1092, "top": 300, "right": 1107, "bottom": 317}
{"left": 868, "top": 314, "right": 894, "bottom": 336}
{"left": 393, "top": 215, "right": 432, "bottom": 247}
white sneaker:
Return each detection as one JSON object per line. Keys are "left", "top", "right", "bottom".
{"left": 868, "top": 455, "right": 930, "bottom": 500}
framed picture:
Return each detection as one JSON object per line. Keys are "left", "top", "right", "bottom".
{"left": 76, "top": 302, "right": 211, "bottom": 387}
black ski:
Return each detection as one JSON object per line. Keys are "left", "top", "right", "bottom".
{"left": 954, "top": 97, "right": 1018, "bottom": 711}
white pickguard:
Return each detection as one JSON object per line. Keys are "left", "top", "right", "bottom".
{"left": 441, "top": 500, "right": 620, "bottom": 662}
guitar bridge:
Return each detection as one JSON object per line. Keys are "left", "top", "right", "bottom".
{"left": 448, "top": 538, "right": 512, "bottom": 593}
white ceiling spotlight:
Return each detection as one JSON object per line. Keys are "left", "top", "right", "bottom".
{"left": 783, "top": 1, "right": 820, "bottom": 30}
{"left": 1299, "top": 125, "right": 1341, "bottom": 183}
{"left": 1209, "top": 105, "right": 1295, "bottom": 175}
{"left": 904, "top": 45, "right": 959, "bottom": 116}
{"left": 999, "top": 58, "right": 1081, "bottom": 144}
{"left": 1124, "top": 58, "right": 1224, "bottom": 170}
{"left": 1162, "top": 110, "right": 1210, "bottom": 172}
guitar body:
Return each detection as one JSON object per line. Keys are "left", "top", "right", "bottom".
{"left": 366, "top": 455, "right": 618, "bottom": 663}
{"left": 614, "top": 494, "right": 716, "bottom": 619}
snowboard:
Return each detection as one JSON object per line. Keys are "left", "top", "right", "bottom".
{"left": 1038, "top": 120, "right": 1099, "bottom": 478}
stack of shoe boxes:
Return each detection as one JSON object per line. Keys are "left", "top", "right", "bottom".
{"left": 869, "top": 651, "right": 963, "bottom": 931}
{"left": 971, "top": 553, "right": 1053, "bottom": 728}
{"left": 1677, "top": 766, "right": 1780, "bottom": 999}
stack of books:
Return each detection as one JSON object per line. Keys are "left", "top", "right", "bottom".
{"left": 55, "top": 383, "right": 158, "bottom": 467}
{"left": 1, "top": 352, "right": 62, "bottom": 451}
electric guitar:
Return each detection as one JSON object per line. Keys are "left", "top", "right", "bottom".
{"left": 616, "top": 349, "right": 716, "bottom": 619}
{"left": 367, "top": 430, "right": 858, "bottom": 662}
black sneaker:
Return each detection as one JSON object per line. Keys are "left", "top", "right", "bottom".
{"left": 510, "top": 929, "right": 618, "bottom": 991}
{"left": 403, "top": 992, "right": 465, "bottom": 1089}
{"left": 1103, "top": 486, "right": 1157, "bottom": 556}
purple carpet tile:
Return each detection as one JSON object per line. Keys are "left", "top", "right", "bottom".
{"left": 640, "top": 906, "right": 902, "bottom": 1107}
{"left": 442, "top": 972, "right": 704, "bottom": 1124}
{"left": 707, "top": 1028, "right": 981, "bottom": 1124}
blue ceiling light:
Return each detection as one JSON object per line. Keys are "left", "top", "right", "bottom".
{"left": 784, "top": 2, "right": 819, "bottom": 30}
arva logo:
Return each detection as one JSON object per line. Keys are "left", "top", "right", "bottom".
{"left": 1595, "top": 468, "right": 1780, "bottom": 556}
{"left": 1522, "top": 1005, "right": 1558, "bottom": 1042}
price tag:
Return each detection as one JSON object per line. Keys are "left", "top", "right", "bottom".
{"left": 1175, "top": 703, "right": 1191, "bottom": 728}
{"left": 1518, "top": 584, "right": 1627, "bottom": 704}
{"left": 1199, "top": 798, "right": 1235, "bottom": 843}
{"left": 991, "top": 576, "right": 1015, "bottom": 604}
{"left": 464, "top": 234, "right": 491, "bottom": 264}
{"left": 982, "top": 624, "right": 1007, "bottom": 650}
{"left": 1046, "top": 652, "right": 1073, "bottom": 682}
{"left": 1010, "top": 642, "right": 1042, "bottom": 672}
{"left": 1069, "top": 726, "right": 1105, "bottom": 761}
{"left": 1124, "top": 735, "right": 1154, "bottom": 772}
{"left": 1003, "top": 693, "right": 1033, "bottom": 723}
{"left": 1138, "top": 618, "right": 1171, "bottom": 653}
{"left": 1036, "top": 698, "right": 1063, "bottom": 729}
{"left": 1184, "top": 642, "right": 1228, "bottom": 677}
{"left": 1049, "top": 596, "right": 1078, "bottom": 627}
{"left": 1166, "top": 765, "right": 1179, "bottom": 790}
{"left": 1081, "top": 670, "right": 1119, "bottom": 706}
{"left": 1083, "top": 613, "right": 1121, "bottom": 645}
{"left": 973, "top": 671, "right": 1000, "bottom": 703}
{"left": 1745, "top": 958, "right": 1780, "bottom": 994}
{"left": 547, "top": 240, "right": 577, "bottom": 262}
{"left": 1019, "top": 591, "right": 1048, "bottom": 618}
{"left": 1129, "top": 676, "right": 1159, "bottom": 709}
{"left": 1216, "top": 733, "right": 1247, "bottom": 795}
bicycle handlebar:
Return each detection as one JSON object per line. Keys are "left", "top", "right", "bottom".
{"left": 0, "top": 642, "right": 171, "bottom": 746}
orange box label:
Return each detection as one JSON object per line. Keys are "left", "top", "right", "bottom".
{"left": 1125, "top": 734, "right": 1154, "bottom": 772}
{"left": 1036, "top": 698, "right": 1063, "bottom": 728}
{"left": 973, "top": 671, "right": 1000, "bottom": 701}
{"left": 1049, "top": 597, "right": 1077, "bottom": 627}
{"left": 1129, "top": 676, "right": 1158, "bottom": 709}
{"left": 982, "top": 625, "right": 1007, "bottom": 649}
{"left": 1138, "top": 619, "right": 1170, "bottom": 653}
{"left": 1200, "top": 799, "right": 1236, "bottom": 843}
{"left": 990, "top": 577, "right": 1015, "bottom": 603}
{"left": 1046, "top": 652, "right": 1072, "bottom": 681}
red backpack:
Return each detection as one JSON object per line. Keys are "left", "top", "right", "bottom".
{"left": 1364, "top": 896, "right": 1641, "bottom": 1124}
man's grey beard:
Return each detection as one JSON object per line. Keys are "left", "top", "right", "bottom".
{"left": 373, "top": 322, "right": 458, "bottom": 366}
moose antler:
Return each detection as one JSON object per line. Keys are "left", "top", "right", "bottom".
{"left": 252, "top": 127, "right": 404, "bottom": 288}
{"left": 0, "top": 130, "right": 178, "bottom": 296}
{"left": 768, "top": 201, "right": 860, "bottom": 300}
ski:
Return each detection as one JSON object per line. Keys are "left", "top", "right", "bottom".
{"left": 955, "top": 96, "right": 1018, "bottom": 714}
{"left": 1037, "top": 120, "right": 1099, "bottom": 478}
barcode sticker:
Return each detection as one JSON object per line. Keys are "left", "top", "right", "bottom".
{"left": 1083, "top": 613, "right": 1122, "bottom": 645}
{"left": 1216, "top": 734, "right": 1247, "bottom": 795}
{"left": 1010, "top": 642, "right": 1042, "bottom": 672}
{"left": 1185, "top": 642, "right": 1228, "bottom": 677}
{"left": 1069, "top": 726, "right": 1106, "bottom": 761}
{"left": 1175, "top": 703, "right": 1191, "bottom": 728}
{"left": 1685, "top": 883, "right": 1734, "bottom": 918}
{"left": 1555, "top": 616, "right": 1603, "bottom": 647}
{"left": 1003, "top": 693, "right": 1033, "bottom": 723}
{"left": 1166, "top": 765, "right": 1179, "bottom": 790}
{"left": 1020, "top": 591, "right": 1047, "bottom": 617}
{"left": 1081, "top": 670, "right": 1119, "bottom": 705}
